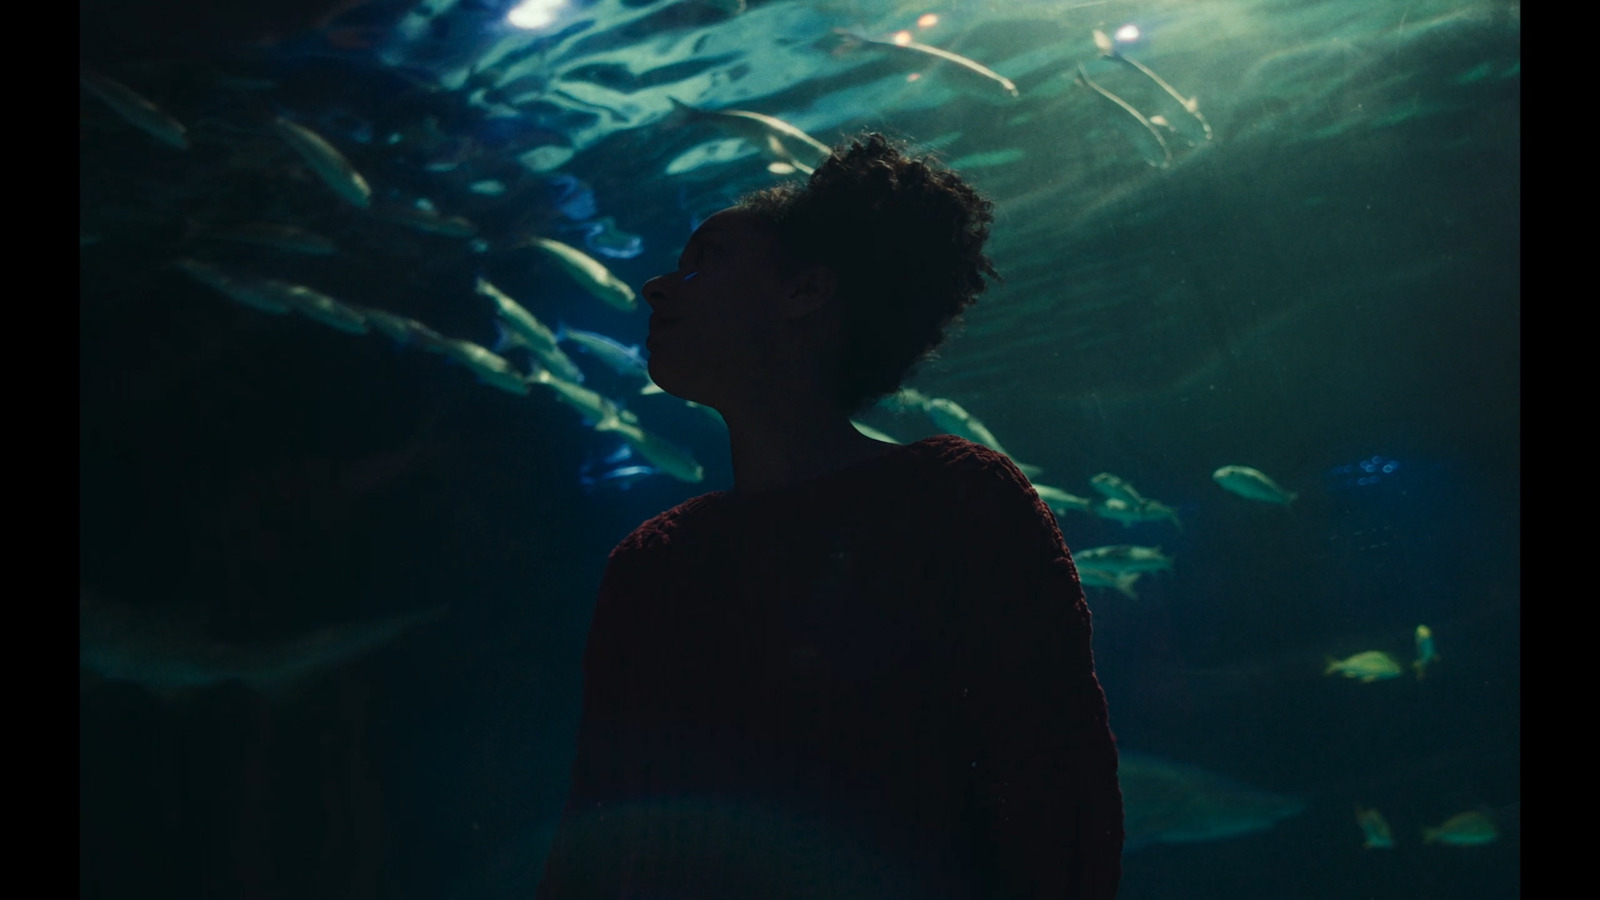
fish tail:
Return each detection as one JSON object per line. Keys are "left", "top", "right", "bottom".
{"left": 1413, "top": 659, "right": 1425, "bottom": 679}
{"left": 1324, "top": 656, "right": 1339, "bottom": 676}
{"left": 1422, "top": 828, "right": 1437, "bottom": 845}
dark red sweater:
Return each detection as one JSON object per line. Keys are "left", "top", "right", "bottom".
{"left": 537, "top": 434, "right": 1122, "bottom": 899}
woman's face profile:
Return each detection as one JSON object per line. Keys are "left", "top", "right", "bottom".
{"left": 641, "top": 209, "right": 793, "bottom": 406}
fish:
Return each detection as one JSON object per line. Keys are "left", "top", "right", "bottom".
{"left": 923, "top": 397, "right": 1043, "bottom": 477}
{"left": 361, "top": 307, "right": 452, "bottom": 354}
{"left": 1422, "top": 811, "right": 1497, "bottom": 846}
{"left": 79, "top": 69, "right": 189, "bottom": 149}
{"left": 1355, "top": 806, "right": 1394, "bottom": 849}
{"left": 850, "top": 421, "right": 902, "bottom": 445}
{"left": 475, "top": 278, "right": 586, "bottom": 382}
{"left": 272, "top": 116, "right": 373, "bottom": 208}
{"left": 1076, "top": 62, "right": 1170, "bottom": 168}
{"left": 262, "top": 282, "right": 370, "bottom": 334}
{"left": 530, "top": 367, "right": 634, "bottom": 427}
{"left": 171, "top": 258, "right": 294, "bottom": 314}
{"left": 1076, "top": 566, "right": 1141, "bottom": 599}
{"left": 1413, "top": 624, "right": 1440, "bottom": 678}
{"left": 1324, "top": 650, "right": 1405, "bottom": 682}
{"left": 519, "top": 237, "right": 637, "bottom": 312}
{"left": 831, "top": 29, "right": 1019, "bottom": 100}
{"left": 79, "top": 591, "right": 446, "bottom": 701}
{"left": 666, "top": 97, "right": 832, "bottom": 176}
{"left": 556, "top": 324, "right": 650, "bottom": 380}
{"left": 1092, "top": 497, "right": 1182, "bottom": 530}
{"left": 1090, "top": 473, "right": 1146, "bottom": 506}
{"left": 1072, "top": 545, "right": 1172, "bottom": 574}
{"left": 442, "top": 339, "right": 530, "bottom": 395}
{"left": 370, "top": 202, "right": 478, "bottom": 237}
{"left": 593, "top": 414, "right": 706, "bottom": 484}
{"left": 1213, "top": 465, "right": 1298, "bottom": 506}
{"left": 1092, "top": 30, "right": 1214, "bottom": 148}
{"left": 1119, "top": 752, "right": 1305, "bottom": 851}
{"left": 214, "top": 222, "right": 338, "bottom": 255}
{"left": 1031, "top": 483, "right": 1094, "bottom": 514}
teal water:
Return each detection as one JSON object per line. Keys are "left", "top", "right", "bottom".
{"left": 80, "top": 1, "right": 1519, "bottom": 897}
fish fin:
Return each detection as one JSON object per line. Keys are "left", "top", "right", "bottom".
{"left": 1015, "top": 461, "right": 1044, "bottom": 478}
{"left": 491, "top": 319, "right": 523, "bottom": 355}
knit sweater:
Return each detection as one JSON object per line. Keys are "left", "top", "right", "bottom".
{"left": 537, "top": 434, "right": 1122, "bottom": 899}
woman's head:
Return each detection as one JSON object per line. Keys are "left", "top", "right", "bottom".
{"left": 642, "top": 132, "right": 999, "bottom": 415}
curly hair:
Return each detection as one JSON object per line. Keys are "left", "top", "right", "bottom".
{"left": 733, "top": 132, "right": 1001, "bottom": 414}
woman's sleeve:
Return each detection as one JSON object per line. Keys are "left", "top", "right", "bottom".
{"left": 953, "top": 465, "right": 1124, "bottom": 899}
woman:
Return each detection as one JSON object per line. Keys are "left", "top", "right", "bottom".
{"left": 538, "top": 133, "right": 1122, "bottom": 899}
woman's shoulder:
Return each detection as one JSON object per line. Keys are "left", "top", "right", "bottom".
{"left": 608, "top": 490, "right": 729, "bottom": 562}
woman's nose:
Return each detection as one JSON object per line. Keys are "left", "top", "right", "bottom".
{"left": 642, "top": 274, "right": 671, "bottom": 309}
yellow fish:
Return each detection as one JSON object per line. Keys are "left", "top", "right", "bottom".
{"left": 1423, "top": 811, "right": 1497, "bottom": 846}
{"left": 1355, "top": 806, "right": 1393, "bottom": 849}
{"left": 1324, "top": 650, "right": 1404, "bottom": 682}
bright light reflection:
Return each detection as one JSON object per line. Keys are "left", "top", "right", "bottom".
{"left": 1114, "top": 24, "right": 1140, "bottom": 42}
{"left": 917, "top": 14, "right": 938, "bottom": 28}
{"left": 892, "top": 30, "right": 913, "bottom": 46}
{"left": 508, "top": 0, "right": 565, "bottom": 30}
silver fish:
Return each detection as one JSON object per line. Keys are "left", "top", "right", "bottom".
{"left": 521, "top": 237, "right": 637, "bottom": 312}
{"left": 1213, "top": 465, "right": 1297, "bottom": 506}
{"left": 272, "top": 116, "right": 373, "bottom": 208}
{"left": 443, "top": 339, "right": 529, "bottom": 395}
{"left": 593, "top": 415, "right": 706, "bottom": 484}
{"left": 833, "top": 29, "right": 1019, "bottom": 100}
{"left": 80, "top": 70, "right": 189, "bottom": 149}
{"left": 1073, "top": 544, "right": 1172, "bottom": 574}
{"left": 668, "top": 97, "right": 832, "bottom": 175}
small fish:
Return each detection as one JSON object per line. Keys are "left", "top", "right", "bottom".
{"left": 1324, "top": 650, "right": 1404, "bottom": 682}
{"left": 667, "top": 97, "right": 832, "bottom": 176}
{"left": 272, "top": 116, "right": 372, "bottom": 208}
{"left": 832, "top": 29, "right": 1019, "bottom": 100}
{"left": 1092, "top": 497, "right": 1183, "bottom": 530}
{"left": 171, "top": 258, "right": 293, "bottom": 314}
{"left": 371, "top": 203, "right": 478, "bottom": 237}
{"left": 1073, "top": 545, "right": 1172, "bottom": 574}
{"left": 850, "top": 420, "right": 902, "bottom": 445}
{"left": 1213, "top": 465, "right": 1298, "bottom": 506}
{"left": 1423, "top": 811, "right": 1497, "bottom": 846}
{"left": 215, "top": 222, "right": 338, "bottom": 255}
{"left": 261, "top": 282, "right": 369, "bottom": 334}
{"left": 1092, "top": 30, "right": 1213, "bottom": 147}
{"left": 520, "top": 237, "right": 637, "bottom": 312}
{"left": 1077, "top": 566, "right": 1141, "bottom": 599}
{"left": 580, "top": 462, "right": 659, "bottom": 492}
{"left": 80, "top": 70, "right": 189, "bottom": 149}
{"left": 476, "top": 278, "right": 586, "bottom": 383}
{"left": 1076, "top": 62, "right": 1170, "bottom": 168}
{"left": 1091, "top": 473, "right": 1147, "bottom": 506}
{"left": 1413, "top": 625, "right": 1440, "bottom": 678}
{"left": 443, "top": 339, "right": 529, "bottom": 395}
{"left": 593, "top": 415, "right": 706, "bottom": 484}
{"left": 1355, "top": 806, "right": 1394, "bottom": 849}
{"left": 530, "top": 367, "right": 632, "bottom": 426}
{"left": 924, "top": 396, "right": 1043, "bottom": 477}
{"left": 1031, "top": 483, "right": 1094, "bottom": 514}
{"left": 556, "top": 324, "right": 649, "bottom": 380}
{"left": 362, "top": 308, "right": 452, "bottom": 354}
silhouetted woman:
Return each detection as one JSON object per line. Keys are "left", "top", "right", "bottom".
{"left": 538, "top": 133, "right": 1122, "bottom": 899}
